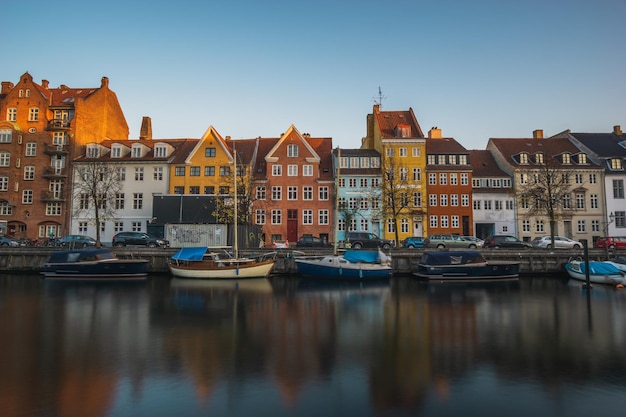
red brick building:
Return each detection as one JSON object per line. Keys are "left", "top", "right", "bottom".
{"left": 0, "top": 72, "right": 128, "bottom": 240}
{"left": 425, "top": 128, "right": 473, "bottom": 236}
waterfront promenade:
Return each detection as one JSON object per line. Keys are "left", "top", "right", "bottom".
{"left": 1, "top": 246, "right": 619, "bottom": 276}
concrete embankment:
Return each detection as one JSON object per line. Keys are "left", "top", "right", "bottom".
{"left": 0, "top": 247, "right": 619, "bottom": 276}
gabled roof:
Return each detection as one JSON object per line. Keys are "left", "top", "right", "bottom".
{"left": 488, "top": 137, "right": 599, "bottom": 169}
{"left": 469, "top": 150, "right": 510, "bottom": 178}
{"left": 187, "top": 126, "right": 229, "bottom": 164}
{"left": 426, "top": 137, "right": 468, "bottom": 154}
{"left": 265, "top": 125, "right": 321, "bottom": 162}
{"left": 568, "top": 132, "right": 626, "bottom": 158}
{"left": 374, "top": 106, "right": 425, "bottom": 139}
{"left": 75, "top": 138, "right": 198, "bottom": 164}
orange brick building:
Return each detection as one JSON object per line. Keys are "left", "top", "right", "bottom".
{"left": 0, "top": 72, "right": 128, "bottom": 240}
{"left": 425, "top": 128, "right": 473, "bottom": 236}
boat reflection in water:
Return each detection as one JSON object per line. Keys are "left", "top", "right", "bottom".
{"left": 3, "top": 273, "right": 626, "bottom": 417}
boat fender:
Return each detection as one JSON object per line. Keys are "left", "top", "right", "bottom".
{"left": 616, "top": 284, "right": 624, "bottom": 289}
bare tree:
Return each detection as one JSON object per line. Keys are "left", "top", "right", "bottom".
{"left": 381, "top": 155, "right": 412, "bottom": 245}
{"left": 516, "top": 158, "right": 576, "bottom": 247}
{"left": 72, "top": 162, "right": 124, "bottom": 246}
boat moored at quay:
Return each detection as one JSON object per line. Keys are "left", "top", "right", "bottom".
{"left": 1, "top": 246, "right": 623, "bottom": 277}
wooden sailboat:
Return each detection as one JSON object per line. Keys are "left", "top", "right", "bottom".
{"left": 294, "top": 148, "right": 392, "bottom": 280}
{"left": 168, "top": 146, "right": 276, "bottom": 279}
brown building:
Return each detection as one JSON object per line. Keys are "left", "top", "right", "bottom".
{"left": 425, "top": 128, "right": 473, "bottom": 236}
{"left": 0, "top": 72, "right": 128, "bottom": 240}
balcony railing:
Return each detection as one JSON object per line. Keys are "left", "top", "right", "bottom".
{"left": 40, "top": 190, "right": 66, "bottom": 201}
{"left": 46, "top": 119, "right": 71, "bottom": 130}
{"left": 42, "top": 166, "right": 67, "bottom": 178}
{"left": 43, "top": 144, "right": 68, "bottom": 155}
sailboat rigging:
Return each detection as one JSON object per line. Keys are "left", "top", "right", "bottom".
{"left": 168, "top": 143, "right": 276, "bottom": 279}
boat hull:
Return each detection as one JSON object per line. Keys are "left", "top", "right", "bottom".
{"left": 169, "top": 258, "right": 275, "bottom": 279}
{"left": 565, "top": 260, "right": 626, "bottom": 285}
{"left": 295, "top": 256, "right": 392, "bottom": 280}
{"left": 412, "top": 251, "right": 520, "bottom": 281}
{"left": 413, "top": 260, "right": 520, "bottom": 281}
{"left": 42, "top": 260, "right": 149, "bottom": 280}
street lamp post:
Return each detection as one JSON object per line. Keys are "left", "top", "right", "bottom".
{"left": 603, "top": 211, "right": 615, "bottom": 260}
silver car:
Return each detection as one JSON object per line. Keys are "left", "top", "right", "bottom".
{"left": 532, "top": 236, "right": 582, "bottom": 249}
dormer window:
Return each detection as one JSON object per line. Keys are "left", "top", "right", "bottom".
{"left": 111, "top": 145, "right": 122, "bottom": 158}
{"left": 578, "top": 153, "right": 587, "bottom": 164}
{"left": 154, "top": 144, "right": 167, "bottom": 158}
{"left": 610, "top": 158, "right": 623, "bottom": 170}
{"left": 562, "top": 153, "right": 571, "bottom": 164}
{"left": 132, "top": 144, "right": 142, "bottom": 158}
{"left": 86, "top": 145, "right": 100, "bottom": 158}
{"left": 535, "top": 152, "right": 544, "bottom": 164}
{"left": 519, "top": 153, "right": 529, "bottom": 164}
{"left": 395, "top": 124, "right": 411, "bottom": 138}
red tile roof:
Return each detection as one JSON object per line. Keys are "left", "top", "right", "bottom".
{"left": 374, "top": 107, "right": 425, "bottom": 139}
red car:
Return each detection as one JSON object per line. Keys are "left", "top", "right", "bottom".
{"left": 594, "top": 236, "right": 626, "bottom": 249}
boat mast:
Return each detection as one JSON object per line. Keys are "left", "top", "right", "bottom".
{"left": 334, "top": 147, "right": 341, "bottom": 256}
{"left": 233, "top": 146, "right": 238, "bottom": 259}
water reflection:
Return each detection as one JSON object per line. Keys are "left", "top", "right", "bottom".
{"left": 1, "top": 274, "right": 626, "bottom": 417}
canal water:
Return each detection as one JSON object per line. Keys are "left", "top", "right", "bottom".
{"left": 1, "top": 273, "right": 626, "bottom": 417}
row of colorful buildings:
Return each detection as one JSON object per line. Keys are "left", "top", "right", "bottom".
{"left": 1, "top": 72, "right": 624, "bottom": 246}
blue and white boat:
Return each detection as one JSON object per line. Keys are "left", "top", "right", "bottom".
{"left": 413, "top": 250, "right": 520, "bottom": 281}
{"left": 565, "top": 258, "right": 626, "bottom": 285}
{"left": 294, "top": 250, "right": 392, "bottom": 280}
{"left": 42, "top": 248, "right": 149, "bottom": 280}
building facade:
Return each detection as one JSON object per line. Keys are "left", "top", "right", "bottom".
{"left": 487, "top": 131, "right": 605, "bottom": 244}
{"left": 425, "top": 128, "right": 473, "bottom": 236}
{"left": 469, "top": 149, "right": 516, "bottom": 238}
{"left": 361, "top": 105, "right": 427, "bottom": 242}
{"left": 553, "top": 125, "right": 626, "bottom": 238}
{"left": 0, "top": 72, "right": 128, "bottom": 240}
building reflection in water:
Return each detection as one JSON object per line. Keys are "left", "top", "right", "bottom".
{"left": 2, "top": 274, "right": 626, "bottom": 417}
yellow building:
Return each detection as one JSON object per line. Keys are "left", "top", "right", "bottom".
{"left": 169, "top": 126, "right": 233, "bottom": 196}
{"left": 362, "top": 105, "right": 428, "bottom": 242}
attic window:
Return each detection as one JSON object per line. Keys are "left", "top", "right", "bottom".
{"left": 111, "top": 145, "right": 122, "bottom": 158}
{"left": 394, "top": 124, "right": 411, "bottom": 138}
{"left": 535, "top": 152, "right": 544, "bottom": 164}
{"left": 154, "top": 145, "right": 167, "bottom": 158}
{"left": 577, "top": 153, "right": 588, "bottom": 164}
{"left": 132, "top": 144, "right": 143, "bottom": 158}
{"left": 562, "top": 153, "right": 571, "bottom": 164}
{"left": 86, "top": 145, "right": 99, "bottom": 158}
{"left": 609, "top": 158, "right": 623, "bottom": 170}
{"left": 618, "top": 140, "right": 626, "bottom": 150}
{"left": 519, "top": 153, "right": 529, "bottom": 164}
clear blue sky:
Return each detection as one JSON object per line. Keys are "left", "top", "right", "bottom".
{"left": 4, "top": 0, "right": 625, "bottom": 150}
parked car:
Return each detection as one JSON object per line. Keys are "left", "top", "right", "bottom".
{"left": 112, "top": 232, "right": 169, "bottom": 248}
{"left": 532, "top": 236, "right": 582, "bottom": 249}
{"left": 463, "top": 236, "right": 485, "bottom": 246}
{"left": 483, "top": 235, "right": 532, "bottom": 249}
{"left": 272, "top": 239, "right": 290, "bottom": 249}
{"left": 402, "top": 236, "right": 425, "bottom": 248}
{"left": 595, "top": 236, "right": 626, "bottom": 249}
{"left": 296, "top": 235, "right": 329, "bottom": 247}
{"left": 0, "top": 235, "right": 20, "bottom": 247}
{"left": 58, "top": 234, "right": 97, "bottom": 248}
{"left": 345, "top": 232, "right": 393, "bottom": 250}
{"left": 424, "top": 234, "right": 482, "bottom": 249}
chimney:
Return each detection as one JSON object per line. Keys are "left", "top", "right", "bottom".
{"left": 1, "top": 81, "right": 14, "bottom": 95}
{"left": 139, "top": 116, "right": 152, "bottom": 140}
{"left": 428, "top": 127, "right": 442, "bottom": 139}
{"left": 533, "top": 129, "right": 544, "bottom": 139}
{"left": 101, "top": 76, "right": 109, "bottom": 89}
{"left": 614, "top": 125, "right": 622, "bottom": 136}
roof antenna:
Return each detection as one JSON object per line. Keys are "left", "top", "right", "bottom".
{"left": 373, "top": 86, "right": 386, "bottom": 107}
